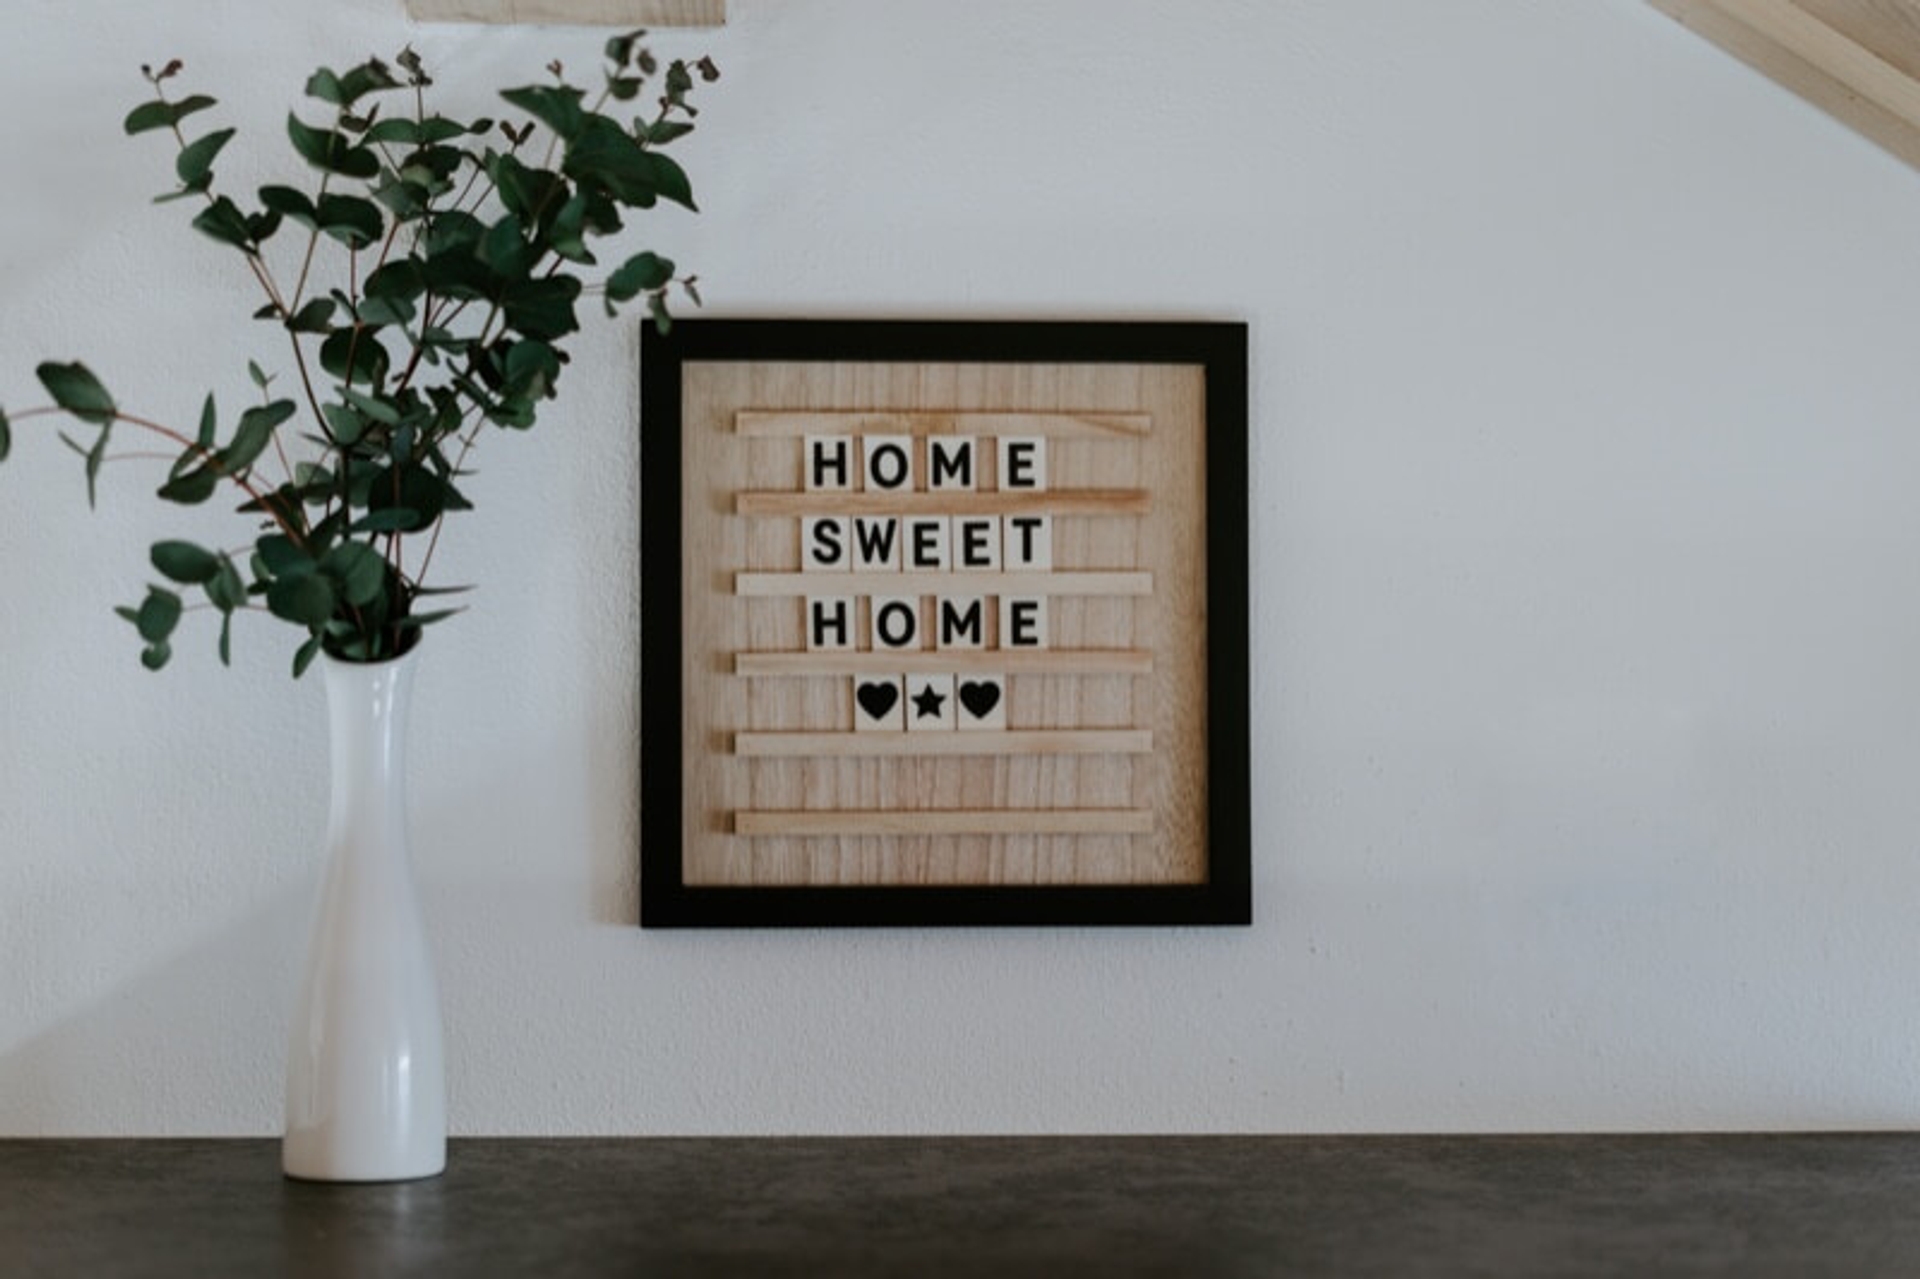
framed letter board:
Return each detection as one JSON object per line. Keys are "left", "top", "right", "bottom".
{"left": 639, "top": 320, "right": 1249, "bottom": 927}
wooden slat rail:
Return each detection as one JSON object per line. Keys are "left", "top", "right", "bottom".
{"left": 736, "top": 411, "right": 1152, "bottom": 439}
{"left": 733, "top": 649, "right": 1154, "bottom": 676}
{"left": 733, "top": 729, "right": 1153, "bottom": 758}
{"left": 735, "top": 489, "right": 1150, "bottom": 517}
{"left": 732, "top": 809, "right": 1154, "bottom": 837}
{"left": 735, "top": 570, "right": 1151, "bottom": 597}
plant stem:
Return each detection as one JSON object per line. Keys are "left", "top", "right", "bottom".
{"left": 14, "top": 405, "right": 304, "bottom": 544}
{"left": 289, "top": 174, "right": 332, "bottom": 313}
{"left": 410, "top": 399, "right": 486, "bottom": 588}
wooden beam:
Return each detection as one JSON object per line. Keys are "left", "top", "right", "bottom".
{"left": 405, "top": 0, "right": 725, "bottom": 25}
{"left": 1650, "top": 0, "right": 1920, "bottom": 170}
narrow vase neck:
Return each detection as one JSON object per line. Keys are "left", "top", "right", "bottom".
{"left": 322, "top": 650, "right": 420, "bottom": 846}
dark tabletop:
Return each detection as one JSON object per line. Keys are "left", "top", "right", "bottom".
{"left": 4, "top": 1134, "right": 1920, "bottom": 1276}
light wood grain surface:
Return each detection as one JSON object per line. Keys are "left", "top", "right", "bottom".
{"left": 679, "top": 359, "right": 1209, "bottom": 888}
{"left": 1651, "top": 0, "right": 1920, "bottom": 170}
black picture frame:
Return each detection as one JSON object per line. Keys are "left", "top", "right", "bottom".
{"left": 639, "top": 318, "right": 1250, "bottom": 928}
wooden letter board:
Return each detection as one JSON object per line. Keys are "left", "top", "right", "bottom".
{"left": 639, "top": 320, "right": 1249, "bottom": 927}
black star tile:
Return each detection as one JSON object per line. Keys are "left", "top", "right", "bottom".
{"left": 910, "top": 684, "right": 947, "bottom": 720}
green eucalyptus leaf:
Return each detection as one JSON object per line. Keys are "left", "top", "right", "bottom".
{"left": 258, "top": 184, "right": 317, "bottom": 227}
{"left": 221, "top": 399, "right": 297, "bottom": 472}
{"left": 372, "top": 176, "right": 431, "bottom": 218}
{"left": 123, "top": 94, "right": 216, "bottom": 136}
{"left": 349, "top": 507, "right": 420, "bottom": 534}
{"left": 321, "top": 401, "right": 367, "bottom": 446}
{"left": 357, "top": 295, "right": 414, "bottom": 328}
{"left": 151, "top": 539, "right": 220, "bottom": 584}
{"left": 140, "top": 640, "right": 173, "bottom": 671}
{"left": 83, "top": 429, "right": 108, "bottom": 507}
{"left": 605, "top": 250, "right": 674, "bottom": 304}
{"left": 217, "top": 612, "right": 232, "bottom": 666}
{"left": 292, "top": 633, "right": 323, "bottom": 678}
{"left": 499, "top": 84, "right": 586, "bottom": 141}
{"left": 156, "top": 464, "right": 218, "bottom": 505}
{"left": 267, "top": 572, "right": 337, "bottom": 627}
{"left": 338, "top": 386, "right": 401, "bottom": 426}
{"left": 502, "top": 339, "right": 560, "bottom": 400}
{"left": 206, "top": 554, "right": 247, "bottom": 613}
{"left": 490, "top": 153, "right": 563, "bottom": 224}
{"left": 420, "top": 244, "right": 492, "bottom": 301}
{"left": 285, "top": 297, "right": 336, "bottom": 333}
{"left": 425, "top": 209, "right": 484, "bottom": 255}
{"left": 366, "top": 464, "right": 449, "bottom": 531}
{"left": 645, "top": 119, "right": 694, "bottom": 146}
{"left": 304, "top": 67, "right": 347, "bottom": 105}
{"left": 563, "top": 117, "right": 696, "bottom": 211}
{"left": 322, "top": 541, "right": 387, "bottom": 606}
{"left": 638, "top": 149, "right": 694, "bottom": 211}
{"left": 190, "top": 196, "right": 254, "bottom": 248}
{"left": 478, "top": 213, "right": 534, "bottom": 276}
{"left": 546, "top": 192, "right": 594, "bottom": 263}
{"left": 499, "top": 275, "right": 581, "bottom": 341}
{"left": 604, "top": 29, "right": 641, "bottom": 68}
{"left": 320, "top": 327, "right": 390, "bottom": 389}
{"left": 255, "top": 533, "right": 314, "bottom": 579}
{"left": 174, "top": 127, "right": 234, "bottom": 189}
{"left": 406, "top": 144, "right": 464, "bottom": 188}
{"left": 315, "top": 193, "right": 383, "bottom": 249}
{"left": 286, "top": 113, "right": 379, "bottom": 179}
{"left": 664, "top": 59, "right": 695, "bottom": 105}
{"left": 395, "top": 607, "right": 463, "bottom": 631}
{"left": 0, "top": 406, "right": 10, "bottom": 463}
{"left": 307, "top": 59, "right": 399, "bottom": 109}
{"left": 364, "top": 117, "right": 420, "bottom": 145}
{"left": 135, "top": 586, "right": 183, "bottom": 643}
{"left": 36, "top": 361, "right": 116, "bottom": 426}
{"left": 197, "top": 394, "right": 216, "bottom": 448}
{"left": 305, "top": 60, "right": 399, "bottom": 109}
{"left": 364, "top": 260, "right": 426, "bottom": 302}
{"left": 418, "top": 116, "right": 470, "bottom": 144}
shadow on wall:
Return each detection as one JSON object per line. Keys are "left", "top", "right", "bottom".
{"left": 0, "top": 891, "right": 307, "bottom": 1135}
{"left": 0, "top": 669, "right": 644, "bottom": 1134}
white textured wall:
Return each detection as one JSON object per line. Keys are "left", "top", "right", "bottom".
{"left": 6, "top": 0, "right": 1920, "bottom": 1136}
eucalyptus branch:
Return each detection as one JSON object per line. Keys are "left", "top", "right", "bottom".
{"left": 9, "top": 403, "right": 303, "bottom": 542}
{"left": 153, "top": 75, "right": 288, "bottom": 318}
{"left": 411, "top": 398, "right": 489, "bottom": 588}
{"left": 4, "top": 36, "right": 716, "bottom": 674}
{"left": 287, "top": 330, "right": 334, "bottom": 448}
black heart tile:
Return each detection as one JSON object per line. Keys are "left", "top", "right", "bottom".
{"left": 856, "top": 680, "right": 900, "bottom": 721}
{"left": 957, "top": 680, "right": 1001, "bottom": 720}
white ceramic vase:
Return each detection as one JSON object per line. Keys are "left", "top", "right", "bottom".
{"left": 283, "top": 647, "right": 446, "bottom": 1182}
